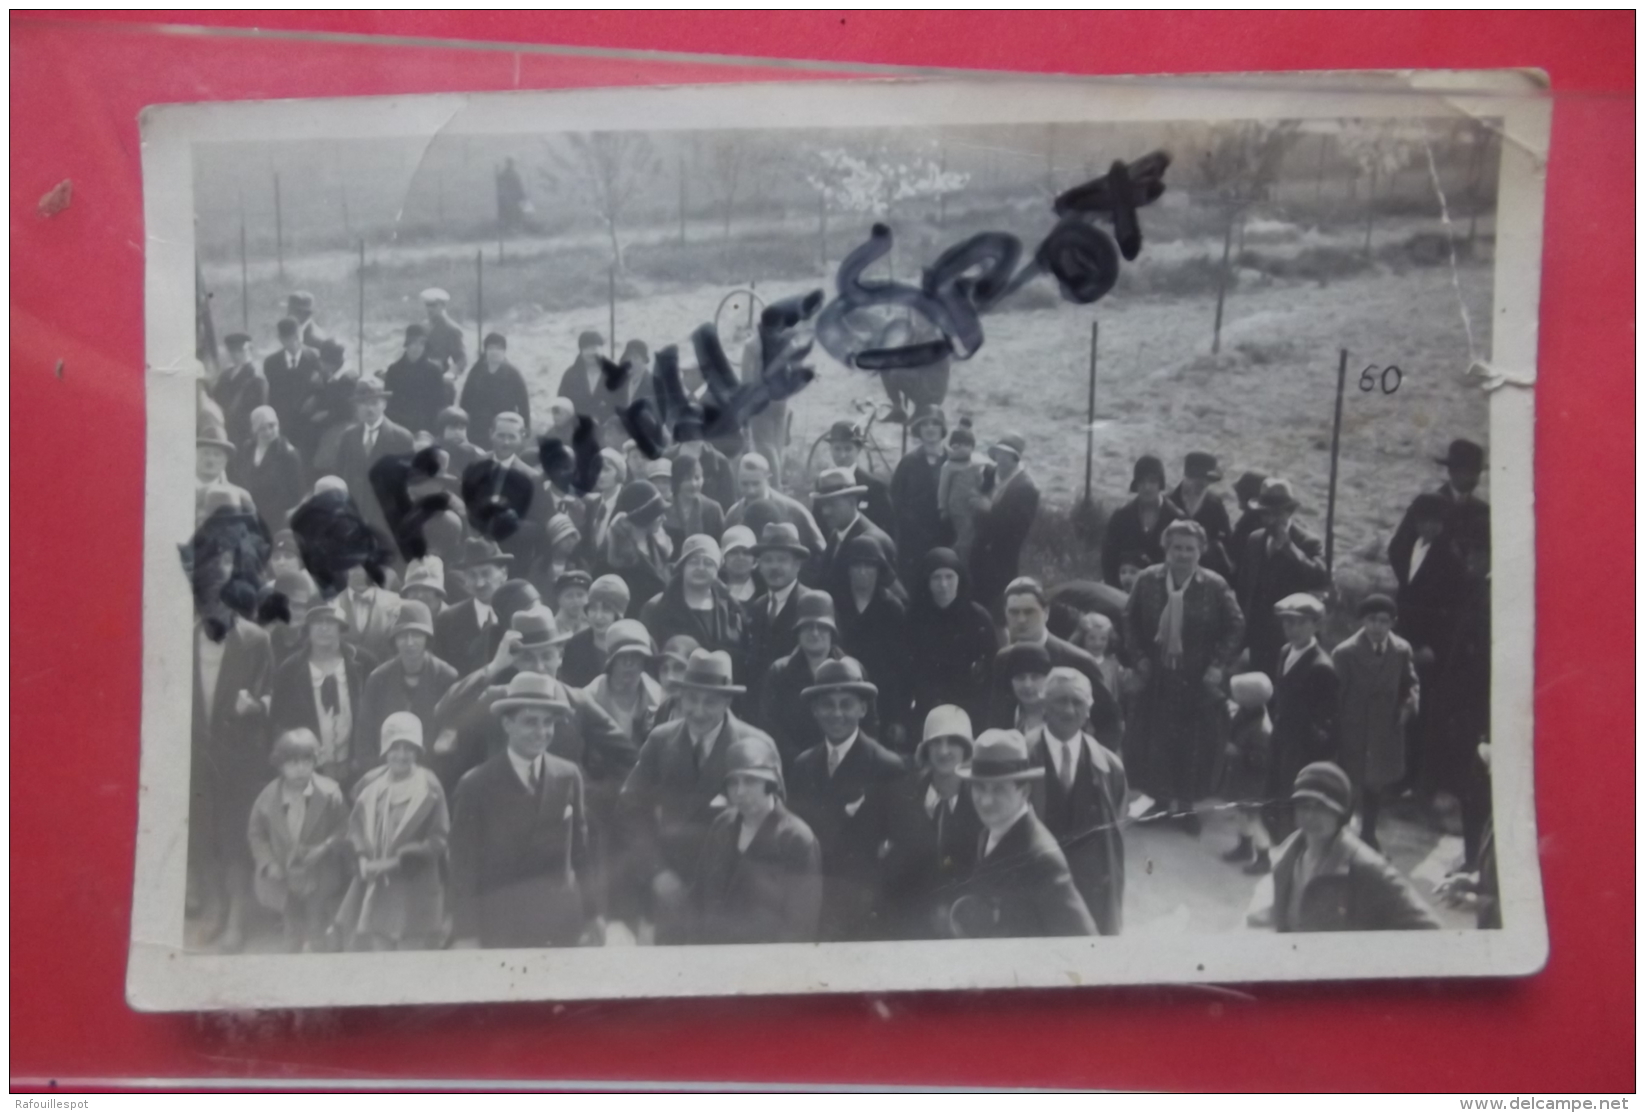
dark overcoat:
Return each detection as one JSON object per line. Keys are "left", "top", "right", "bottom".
{"left": 1027, "top": 727, "right": 1128, "bottom": 936}
{"left": 689, "top": 802, "right": 823, "bottom": 945}
{"left": 1102, "top": 496, "right": 1181, "bottom": 587}
{"left": 192, "top": 617, "right": 276, "bottom": 876}
{"left": 212, "top": 360, "right": 270, "bottom": 448}
{"left": 757, "top": 646, "right": 845, "bottom": 769}
{"left": 230, "top": 436, "right": 306, "bottom": 537}
{"left": 1237, "top": 525, "right": 1330, "bottom": 678}
{"left": 863, "top": 773, "right": 982, "bottom": 940}
{"left": 948, "top": 809, "right": 1097, "bottom": 938}
{"left": 269, "top": 646, "right": 373, "bottom": 783}
{"left": 970, "top": 467, "right": 1040, "bottom": 610}
{"left": 459, "top": 359, "right": 531, "bottom": 445}
{"left": 1331, "top": 629, "right": 1419, "bottom": 795}
{"left": 1265, "top": 642, "right": 1341, "bottom": 820}
{"left": 742, "top": 585, "right": 830, "bottom": 705}
{"left": 888, "top": 448, "right": 949, "bottom": 587}
{"left": 383, "top": 353, "right": 454, "bottom": 437}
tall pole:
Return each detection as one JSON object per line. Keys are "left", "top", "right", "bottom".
{"left": 356, "top": 239, "right": 365, "bottom": 376}
{"left": 341, "top": 185, "right": 351, "bottom": 238}
{"left": 273, "top": 171, "right": 285, "bottom": 282}
{"left": 1324, "top": 347, "right": 1349, "bottom": 576}
{"left": 475, "top": 248, "right": 485, "bottom": 352}
{"left": 238, "top": 199, "right": 249, "bottom": 333}
{"left": 1084, "top": 320, "right": 1099, "bottom": 504}
{"left": 607, "top": 264, "right": 617, "bottom": 352}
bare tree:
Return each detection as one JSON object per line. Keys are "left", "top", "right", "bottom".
{"left": 547, "top": 132, "right": 661, "bottom": 272}
{"left": 1196, "top": 120, "right": 1299, "bottom": 354}
{"left": 1338, "top": 119, "right": 1412, "bottom": 258}
{"left": 703, "top": 134, "right": 758, "bottom": 279}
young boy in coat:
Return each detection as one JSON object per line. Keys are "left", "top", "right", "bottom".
{"left": 1263, "top": 594, "right": 1340, "bottom": 841}
{"left": 247, "top": 728, "right": 350, "bottom": 952}
{"left": 1331, "top": 594, "right": 1420, "bottom": 851}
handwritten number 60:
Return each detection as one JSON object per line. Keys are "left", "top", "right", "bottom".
{"left": 1359, "top": 364, "right": 1402, "bottom": 395}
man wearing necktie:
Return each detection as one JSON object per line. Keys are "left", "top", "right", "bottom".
{"left": 334, "top": 378, "right": 415, "bottom": 543}
{"left": 263, "top": 316, "right": 323, "bottom": 458}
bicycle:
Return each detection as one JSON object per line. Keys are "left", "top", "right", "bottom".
{"left": 804, "top": 396, "right": 903, "bottom": 485}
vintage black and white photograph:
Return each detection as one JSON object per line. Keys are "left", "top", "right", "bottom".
{"left": 133, "top": 73, "right": 1548, "bottom": 1009}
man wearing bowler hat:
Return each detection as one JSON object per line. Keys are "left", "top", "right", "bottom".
{"left": 812, "top": 466, "right": 899, "bottom": 598}
{"left": 1167, "top": 451, "right": 1235, "bottom": 580}
{"left": 333, "top": 377, "right": 416, "bottom": 539}
{"left": 449, "top": 671, "right": 594, "bottom": 948}
{"left": 212, "top": 331, "right": 269, "bottom": 449}
{"left": 1237, "top": 477, "right": 1330, "bottom": 681}
{"left": 263, "top": 316, "right": 323, "bottom": 459}
{"left": 970, "top": 431, "right": 1041, "bottom": 616}
{"left": 743, "top": 522, "right": 830, "bottom": 694}
{"left": 825, "top": 419, "right": 895, "bottom": 533}
{"left": 1390, "top": 437, "right": 1490, "bottom": 571}
{"left": 788, "top": 657, "right": 909, "bottom": 941}
{"left": 459, "top": 332, "right": 530, "bottom": 448}
{"left": 419, "top": 288, "right": 468, "bottom": 379}
{"left": 619, "top": 649, "right": 776, "bottom": 943}
{"left": 947, "top": 729, "right": 1096, "bottom": 939}
{"left": 383, "top": 323, "right": 453, "bottom": 438}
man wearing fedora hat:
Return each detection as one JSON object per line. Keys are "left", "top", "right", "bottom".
{"left": 196, "top": 418, "right": 259, "bottom": 528}
{"left": 1237, "top": 477, "right": 1330, "bottom": 681}
{"left": 264, "top": 316, "right": 323, "bottom": 458}
{"left": 688, "top": 734, "right": 824, "bottom": 945}
{"left": 1390, "top": 437, "right": 1490, "bottom": 573}
{"left": 970, "top": 431, "right": 1041, "bottom": 616}
{"left": 824, "top": 419, "right": 895, "bottom": 533}
{"left": 383, "top": 323, "right": 454, "bottom": 438}
{"left": 270, "top": 601, "right": 373, "bottom": 787}
{"left": 334, "top": 377, "right": 416, "bottom": 539}
{"left": 619, "top": 649, "right": 775, "bottom": 943}
{"left": 434, "top": 537, "right": 512, "bottom": 676}
{"left": 863, "top": 705, "right": 984, "bottom": 940}
{"left": 947, "top": 729, "right": 1097, "bottom": 938}
{"left": 743, "top": 523, "right": 830, "bottom": 697}
{"left": 725, "top": 453, "right": 826, "bottom": 557}
{"left": 419, "top": 288, "right": 468, "bottom": 379}
{"left": 638, "top": 534, "right": 747, "bottom": 660}
{"left": 1167, "top": 451, "right": 1235, "bottom": 580}
{"left": 1248, "top": 761, "right": 1439, "bottom": 933}
{"left": 458, "top": 332, "right": 529, "bottom": 449}
{"left": 212, "top": 331, "right": 270, "bottom": 449}
{"left": 358, "top": 599, "right": 460, "bottom": 758}
{"left": 449, "top": 671, "right": 594, "bottom": 948}
{"left": 1025, "top": 668, "right": 1129, "bottom": 935}
{"left": 1102, "top": 454, "right": 1182, "bottom": 588}
{"left": 812, "top": 466, "right": 899, "bottom": 597}
{"left": 756, "top": 590, "right": 849, "bottom": 766}
{"left": 787, "top": 656, "right": 909, "bottom": 940}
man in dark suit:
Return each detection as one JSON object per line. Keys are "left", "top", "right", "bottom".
{"left": 449, "top": 671, "right": 593, "bottom": 948}
{"left": 970, "top": 432, "right": 1040, "bottom": 616}
{"left": 948, "top": 728, "right": 1097, "bottom": 939}
{"left": 263, "top": 316, "right": 322, "bottom": 458}
{"left": 212, "top": 332, "right": 269, "bottom": 449}
{"left": 1389, "top": 437, "right": 1490, "bottom": 572}
{"left": 1263, "top": 594, "right": 1340, "bottom": 842}
{"left": 333, "top": 378, "right": 416, "bottom": 541}
{"left": 434, "top": 538, "right": 511, "bottom": 676}
{"left": 459, "top": 332, "right": 531, "bottom": 449}
{"left": 1238, "top": 478, "right": 1331, "bottom": 681}
{"left": 619, "top": 649, "right": 777, "bottom": 942}
{"left": 383, "top": 323, "right": 453, "bottom": 437}
{"left": 1026, "top": 668, "right": 1128, "bottom": 935}
{"left": 286, "top": 290, "right": 328, "bottom": 350}
{"left": 988, "top": 578, "right": 1121, "bottom": 748}
{"left": 420, "top": 288, "right": 468, "bottom": 378}
{"left": 1389, "top": 491, "right": 1467, "bottom": 798}
{"left": 787, "top": 658, "right": 909, "bottom": 941}
{"left": 743, "top": 523, "right": 825, "bottom": 695}
{"left": 810, "top": 467, "right": 899, "bottom": 597}
{"left": 825, "top": 420, "right": 895, "bottom": 534}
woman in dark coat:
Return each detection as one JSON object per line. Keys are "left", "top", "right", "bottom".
{"left": 663, "top": 454, "right": 726, "bottom": 553}
{"left": 1102, "top": 455, "right": 1181, "bottom": 587}
{"left": 230, "top": 406, "right": 306, "bottom": 536}
{"left": 889, "top": 405, "right": 951, "bottom": 589}
{"left": 905, "top": 547, "right": 999, "bottom": 735}
{"left": 637, "top": 535, "right": 746, "bottom": 658}
{"left": 1122, "top": 520, "right": 1245, "bottom": 828}
{"left": 833, "top": 535, "right": 912, "bottom": 752}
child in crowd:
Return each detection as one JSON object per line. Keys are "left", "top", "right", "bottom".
{"left": 937, "top": 418, "right": 995, "bottom": 564}
{"left": 553, "top": 569, "right": 592, "bottom": 638}
{"left": 1074, "top": 611, "right": 1129, "bottom": 715}
{"left": 247, "top": 728, "right": 350, "bottom": 952}
{"left": 1220, "top": 672, "right": 1276, "bottom": 875}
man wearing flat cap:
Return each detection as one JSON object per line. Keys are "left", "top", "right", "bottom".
{"left": 449, "top": 671, "right": 593, "bottom": 948}
{"left": 970, "top": 431, "right": 1041, "bottom": 617}
{"left": 825, "top": 420, "right": 895, "bottom": 534}
{"left": 383, "top": 323, "right": 453, "bottom": 438}
{"left": 263, "top": 316, "right": 323, "bottom": 459}
{"left": 419, "top": 288, "right": 468, "bottom": 379}
{"left": 1026, "top": 668, "right": 1129, "bottom": 935}
{"left": 1264, "top": 593, "right": 1339, "bottom": 840}
{"left": 212, "top": 332, "right": 269, "bottom": 449}
{"left": 787, "top": 656, "right": 909, "bottom": 941}
{"left": 946, "top": 729, "right": 1096, "bottom": 939}
{"left": 333, "top": 377, "right": 415, "bottom": 540}
{"left": 459, "top": 332, "right": 530, "bottom": 449}
{"left": 618, "top": 648, "right": 777, "bottom": 943}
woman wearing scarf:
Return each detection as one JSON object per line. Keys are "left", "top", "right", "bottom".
{"left": 1122, "top": 519, "right": 1245, "bottom": 834}
{"left": 337, "top": 712, "right": 451, "bottom": 951}
{"left": 833, "top": 535, "right": 913, "bottom": 752}
{"left": 904, "top": 548, "right": 1000, "bottom": 739}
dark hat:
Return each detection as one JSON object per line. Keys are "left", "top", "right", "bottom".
{"left": 908, "top": 403, "right": 947, "bottom": 433}
{"left": 752, "top": 521, "right": 810, "bottom": 558}
{"left": 490, "top": 671, "right": 573, "bottom": 717}
{"left": 958, "top": 728, "right": 1045, "bottom": 783}
{"left": 793, "top": 590, "right": 838, "bottom": 634}
{"left": 1234, "top": 469, "right": 1268, "bottom": 506}
{"left": 1256, "top": 477, "right": 1301, "bottom": 513}
{"left": 1292, "top": 761, "right": 1353, "bottom": 818}
{"left": 840, "top": 535, "right": 889, "bottom": 571}
{"left": 810, "top": 467, "right": 868, "bottom": 504}
{"left": 988, "top": 432, "right": 1027, "bottom": 461}
{"left": 1001, "top": 641, "right": 1053, "bottom": 678}
{"left": 196, "top": 418, "right": 235, "bottom": 452}
{"left": 404, "top": 323, "right": 428, "bottom": 343}
{"left": 223, "top": 331, "right": 252, "bottom": 348}
{"left": 577, "top": 329, "right": 605, "bottom": 348}
{"left": 620, "top": 339, "right": 649, "bottom": 365}
{"left": 456, "top": 536, "right": 513, "bottom": 569}
{"left": 922, "top": 546, "right": 965, "bottom": 577}
{"left": 1183, "top": 451, "right": 1222, "bottom": 482}
{"left": 512, "top": 605, "right": 573, "bottom": 648}
{"left": 391, "top": 599, "right": 435, "bottom": 637}
{"left": 351, "top": 378, "right": 392, "bottom": 402}
{"left": 614, "top": 480, "right": 666, "bottom": 528}
{"left": 1436, "top": 438, "right": 1485, "bottom": 472}
{"left": 673, "top": 648, "right": 745, "bottom": 695}
{"left": 435, "top": 405, "right": 469, "bottom": 430}
{"left": 1129, "top": 454, "right": 1167, "bottom": 493}
{"left": 825, "top": 420, "right": 864, "bottom": 446}
{"left": 554, "top": 568, "right": 593, "bottom": 592}
{"left": 801, "top": 656, "right": 878, "bottom": 701}
{"left": 483, "top": 331, "right": 508, "bottom": 350}
{"left": 1357, "top": 593, "right": 1398, "bottom": 619}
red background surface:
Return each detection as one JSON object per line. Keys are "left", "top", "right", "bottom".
{"left": 9, "top": 12, "right": 1635, "bottom": 1092}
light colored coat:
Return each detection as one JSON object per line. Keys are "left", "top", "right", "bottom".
{"left": 247, "top": 774, "right": 350, "bottom": 915}
{"left": 335, "top": 765, "right": 450, "bottom": 945}
{"left": 1331, "top": 628, "right": 1420, "bottom": 793}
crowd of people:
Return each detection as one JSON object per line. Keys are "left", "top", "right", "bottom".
{"left": 188, "top": 287, "right": 1498, "bottom": 953}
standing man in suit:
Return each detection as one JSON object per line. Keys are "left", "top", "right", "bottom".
{"left": 824, "top": 420, "right": 895, "bottom": 534}
{"left": 987, "top": 578, "right": 1121, "bottom": 747}
{"left": 383, "top": 323, "right": 453, "bottom": 438}
{"left": 947, "top": 729, "right": 1097, "bottom": 939}
{"left": 970, "top": 432, "right": 1040, "bottom": 617}
{"left": 212, "top": 332, "right": 269, "bottom": 449}
{"left": 619, "top": 649, "right": 775, "bottom": 943}
{"left": 787, "top": 658, "right": 909, "bottom": 941}
{"left": 333, "top": 378, "right": 416, "bottom": 542}
{"left": 1264, "top": 593, "right": 1340, "bottom": 843}
{"left": 264, "top": 317, "right": 323, "bottom": 460}
{"left": 1026, "top": 668, "right": 1128, "bottom": 935}
{"left": 230, "top": 406, "right": 305, "bottom": 537}
{"left": 742, "top": 523, "right": 824, "bottom": 697}
{"left": 1388, "top": 492, "right": 1466, "bottom": 797}
{"left": 420, "top": 288, "right": 468, "bottom": 380}
{"left": 1238, "top": 478, "right": 1331, "bottom": 681}
{"left": 435, "top": 538, "right": 512, "bottom": 676}
{"left": 1390, "top": 437, "right": 1490, "bottom": 571}
{"left": 336, "top": 563, "right": 402, "bottom": 665}
{"left": 459, "top": 332, "right": 531, "bottom": 449}
{"left": 811, "top": 467, "right": 898, "bottom": 598}
{"left": 449, "top": 671, "right": 592, "bottom": 948}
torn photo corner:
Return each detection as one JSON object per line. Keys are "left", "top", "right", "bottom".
{"left": 133, "top": 69, "right": 1548, "bottom": 1010}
